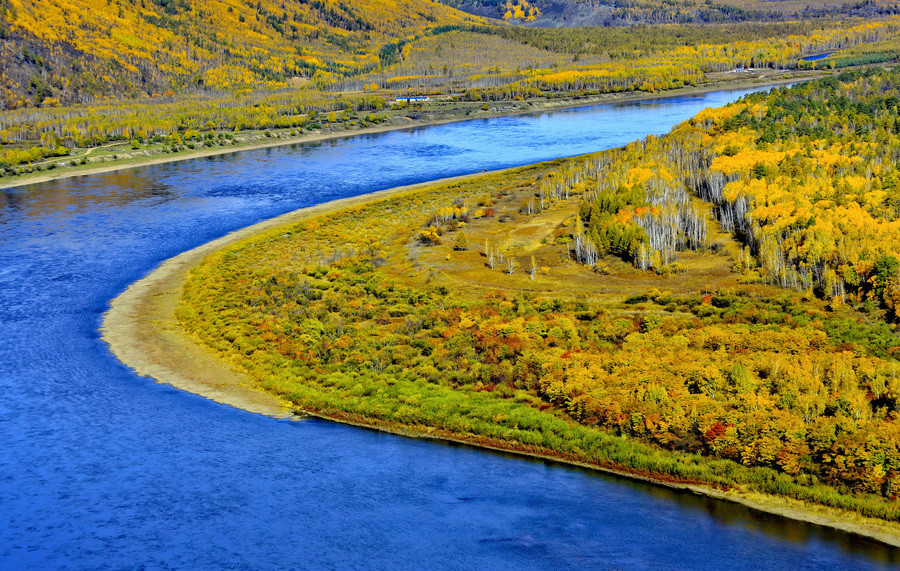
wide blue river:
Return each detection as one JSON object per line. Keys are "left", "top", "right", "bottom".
{"left": 1, "top": 87, "right": 898, "bottom": 571}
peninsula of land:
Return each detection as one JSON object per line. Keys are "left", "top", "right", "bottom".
{"left": 102, "top": 159, "right": 900, "bottom": 548}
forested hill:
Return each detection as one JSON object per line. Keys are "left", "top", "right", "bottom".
{"left": 0, "top": 0, "right": 476, "bottom": 106}
{"left": 445, "top": 0, "right": 900, "bottom": 26}
{"left": 4, "top": 0, "right": 900, "bottom": 110}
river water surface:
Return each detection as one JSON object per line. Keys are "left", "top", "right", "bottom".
{"left": 2, "top": 87, "right": 899, "bottom": 571}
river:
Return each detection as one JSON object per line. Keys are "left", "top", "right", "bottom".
{"left": 1, "top": 86, "right": 898, "bottom": 571}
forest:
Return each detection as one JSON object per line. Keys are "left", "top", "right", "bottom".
{"left": 5, "top": 0, "right": 896, "bottom": 109}
{"left": 176, "top": 70, "right": 900, "bottom": 524}
{"left": 568, "top": 70, "right": 900, "bottom": 318}
{"left": 4, "top": 0, "right": 900, "bottom": 180}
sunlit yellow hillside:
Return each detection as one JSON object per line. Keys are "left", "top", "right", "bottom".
{"left": 0, "top": 0, "right": 478, "bottom": 107}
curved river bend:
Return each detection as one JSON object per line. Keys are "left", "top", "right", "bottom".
{"left": 1, "top": 87, "right": 898, "bottom": 571}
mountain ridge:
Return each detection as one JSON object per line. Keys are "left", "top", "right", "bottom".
{"left": 0, "top": 0, "right": 478, "bottom": 107}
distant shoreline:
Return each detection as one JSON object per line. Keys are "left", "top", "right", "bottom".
{"left": 2, "top": 71, "right": 820, "bottom": 191}
{"left": 102, "top": 161, "right": 900, "bottom": 550}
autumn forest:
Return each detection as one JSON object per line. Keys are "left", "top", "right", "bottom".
{"left": 170, "top": 67, "right": 900, "bottom": 529}
{"left": 7, "top": 0, "right": 900, "bottom": 554}
{"left": 4, "top": 0, "right": 900, "bottom": 181}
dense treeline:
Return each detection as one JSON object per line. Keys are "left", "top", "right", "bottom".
{"left": 693, "top": 68, "right": 900, "bottom": 316}
{"left": 564, "top": 68, "right": 900, "bottom": 319}
{"left": 0, "top": 90, "right": 390, "bottom": 171}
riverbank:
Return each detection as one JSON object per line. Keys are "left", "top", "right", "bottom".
{"left": 103, "top": 164, "right": 900, "bottom": 549}
{"left": 3, "top": 70, "right": 819, "bottom": 191}
{"left": 101, "top": 173, "right": 474, "bottom": 419}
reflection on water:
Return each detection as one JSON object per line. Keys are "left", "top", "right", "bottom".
{"left": 1, "top": 86, "right": 898, "bottom": 571}
{"left": 0, "top": 175, "right": 178, "bottom": 224}
{"left": 428, "top": 435, "right": 900, "bottom": 566}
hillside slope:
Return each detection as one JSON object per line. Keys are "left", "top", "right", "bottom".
{"left": 444, "top": 0, "right": 900, "bottom": 26}
{"left": 0, "top": 0, "right": 477, "bottom": 107}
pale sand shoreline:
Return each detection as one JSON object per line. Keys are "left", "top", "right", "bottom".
{"left": 3, "top": 72, "right": 818, "bottom": 191}
{"left": 101, "top": 173, "right": 477, "bottom": 418}
{"left": 102, "top": 164, "right": 900, "bottom": 549}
